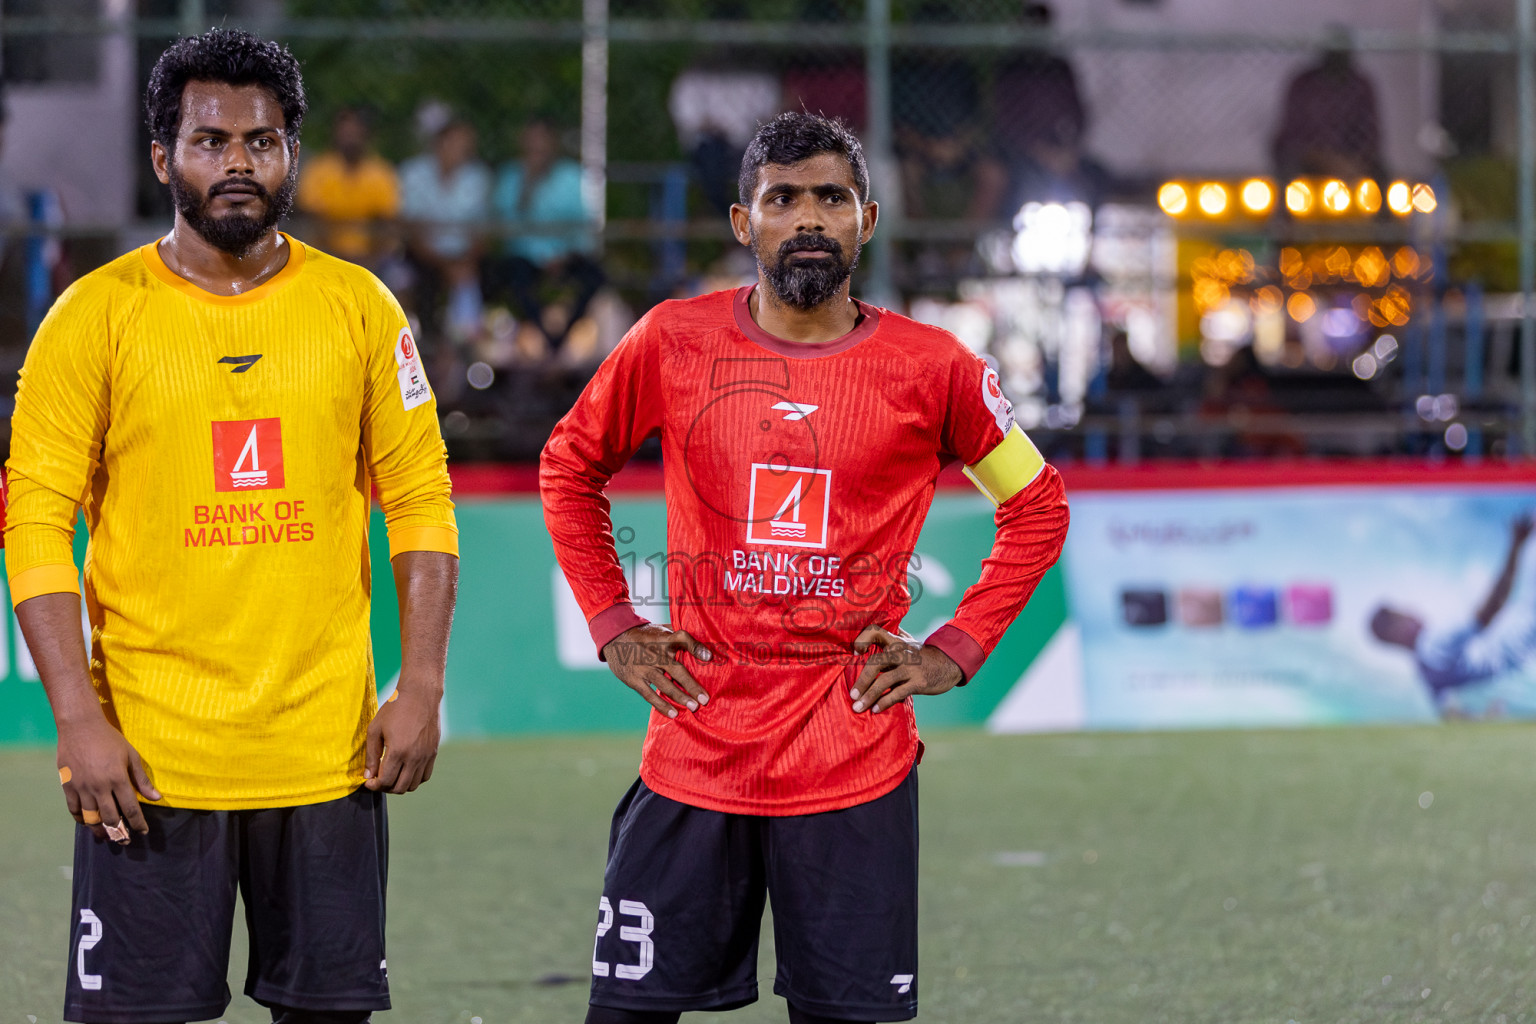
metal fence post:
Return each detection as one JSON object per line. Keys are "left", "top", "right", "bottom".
{"left": 582, "top": 0, "right": 609, "bottom": 234}
{"left": 1520, "top": 0, "right": 1536, "bottom": 455}
{"left": 864, "top": 0, "right": 897, "bottom": 309}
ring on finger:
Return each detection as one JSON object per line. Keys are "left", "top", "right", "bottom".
{"left": 104, "top": 820, "right": 131, "bottom": 843}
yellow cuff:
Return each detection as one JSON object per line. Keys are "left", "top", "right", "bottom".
{"left": 388, "top": 525, "right": 459, "bottom": 559}
{"left": 9, "top": 562, "right": 81, "bottom": 606}
{"left": 962, "top": 424, "right": 1046, "bottom": 507}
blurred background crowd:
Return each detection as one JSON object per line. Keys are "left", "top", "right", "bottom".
{"left": 0, "top": 0, "right": 1527, "bottom": 463}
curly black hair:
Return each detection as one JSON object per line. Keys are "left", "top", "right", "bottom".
{"left": 737, "top": 112, "right": 869, "bottom": 206}
{"left": 145, "top": 28, "right": 307, "bottom": 155}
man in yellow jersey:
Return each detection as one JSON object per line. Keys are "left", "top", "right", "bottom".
{"left": 5, "top": 29, "right": 458, "bottom": 1024}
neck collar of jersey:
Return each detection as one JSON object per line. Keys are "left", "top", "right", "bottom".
{"left": 733, "top": 284, "right": 880, "bottom": 358}
{"left": 141, "top": 231, "right": 306, "bottom": 306}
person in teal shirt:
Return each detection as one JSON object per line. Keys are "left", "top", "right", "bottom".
{"left": 488, "top": 118, "right": 606, "bottom": 354}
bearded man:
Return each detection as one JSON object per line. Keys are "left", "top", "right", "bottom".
{"left": 541, "top": 111, "right": 1069, "bottom": 1024}
{"left": 7, "top": 28, "right": 458, "bottom": 1024}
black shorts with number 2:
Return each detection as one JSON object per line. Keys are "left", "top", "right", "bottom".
{"left": 589, "top": 770, "right": 919, "bottom": 1022}
{"left": 64, "top": 787, "right": 389, "bottom": 1024}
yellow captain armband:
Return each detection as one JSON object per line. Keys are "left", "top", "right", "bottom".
{"left": 962, "top": 424, "right": 1045, "bottom": 507}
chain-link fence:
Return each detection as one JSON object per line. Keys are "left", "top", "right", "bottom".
{"left": 1, "top": 0, "right": 1533, "bottom": 461}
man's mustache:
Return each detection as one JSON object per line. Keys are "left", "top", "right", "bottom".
{"left": 208, "top": 178, "right": 269, "bottom": 200}
{"left": 778, "top": 234, "right": 842, "bottom": 259}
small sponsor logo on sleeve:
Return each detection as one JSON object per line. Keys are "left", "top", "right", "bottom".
{"left": 981, "top": 362, "right": 1015, "bottom": 434}
{"left": 395, "top": 326, "right": 432, "bottom": 411}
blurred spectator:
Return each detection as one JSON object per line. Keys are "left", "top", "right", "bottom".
{"left": 782, "top": 4, "right": 865, "bottom": 131}
{"left": 1198, "top": 345, "right": 1304, "bottom": 457}
{"left": 891, "top": 3, "right": 1006, "bottom": 223}
{"left": 487, "top": 118, "right": 605, "bottom": 354}
{"left": 1105, "top": 330, "right": 1162, "bottom": 393}
{"left": 993, "top": 2, "right": 1113, "bottom": 210}
{"left": 669, "top": 57, "right": 781, "bottom": 213}
{"left": 399, "top": 118, "right": 492, "bottom": 345}
{"left": 1271, "top": 28, "right": 1384, "bottom": 182}
{"left": 782, "top": 58, "right": 866, "bottom": 132}
{"left": 297, "top": 107, "right": 400, "bottom": 269}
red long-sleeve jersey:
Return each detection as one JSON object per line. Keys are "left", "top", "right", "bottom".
{"left": 542, "top": 286, "right": 1068, "bottom": 815}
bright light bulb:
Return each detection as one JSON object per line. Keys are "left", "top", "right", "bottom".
{"left": 1386, "top": 181, "right": 1412, "bottom": 215}
{"left": 1198, "top": 183, "right": 1229, "bottom": 216}
{"left": 1240, "top": 179, "right": 1274, "bottom": 214}
{"left": 1158, "top": 183, "right": 1189, "bottom": 217}
{"left": 1412, "top": 184, "right": 1437, "bottom": 213}
{"left": 1356, "top": 179, "right": 1382, "bottom": 214}
{"left": 1322, "top": 179, "right": 1351, "bottom": 214}
{"left": 1286, "top": 180, "right": 1314, "bottom": 215}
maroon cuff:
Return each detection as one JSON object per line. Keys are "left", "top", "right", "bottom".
{"left": 589, "top": 603, "right": 650, "bottom": 660}
{"left": 923, "top": 624, "right": 986, "bottom": 685}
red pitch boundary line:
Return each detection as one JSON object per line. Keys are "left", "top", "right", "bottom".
{"left": 447, "top": 459, "right": 1536, "bottom": 497}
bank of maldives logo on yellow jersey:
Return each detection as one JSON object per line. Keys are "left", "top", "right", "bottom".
{"left": 211, "top": 417, "right": 285, "bottom": 491}
{"left": 746, "top": 464, "right": 831, "bottom": 549}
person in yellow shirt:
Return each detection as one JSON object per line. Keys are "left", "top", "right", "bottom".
{"left": 297, "top": 106, "right": 401, "bottom": 267}
{"left": 6, "top": 29, "right": 458, "bottom": 1024}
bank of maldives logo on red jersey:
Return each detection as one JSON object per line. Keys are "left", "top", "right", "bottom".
{"left": 211, "top": 418, "right": 285, "bottom": 491}
{"left": 746, "top": 464, "right": 831, "bottom": 549}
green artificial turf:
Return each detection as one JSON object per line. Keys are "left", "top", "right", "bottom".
{"left": 3, "top": 726, "right": 1535, "bottom": 1024}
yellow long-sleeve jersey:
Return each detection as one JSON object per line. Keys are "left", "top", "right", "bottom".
{"left": 5, "top": 235, "right": 457, "bottom": 810}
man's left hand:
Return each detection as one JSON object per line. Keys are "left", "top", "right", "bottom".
{"left": 849, "top": 625, "right": 964, "bottom": 714}
{"left": 364, "top": 683, "right": 442, "bottom": 794}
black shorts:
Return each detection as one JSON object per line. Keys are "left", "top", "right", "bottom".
{"left": 589, "top": 770, "right": 918, "bottom": 1022}
{"left": 64, "top": 786, "right": 389, "bottom": 1024}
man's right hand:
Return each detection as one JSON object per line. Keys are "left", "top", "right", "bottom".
{"left": 56, "top": 716, "right": 160, "bottom": 844}
{"left": 601, "top": 624, "right": 713, "bottom": 719}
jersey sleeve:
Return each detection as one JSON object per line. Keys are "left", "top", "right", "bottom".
{"left": 926, "top": 346, "right": 1068, "bottom": 680}
{"left": 357, "top": 276, "right": 458, "bottom": 559}
{"left": 540, "top": 309, "right": 667, "bottom": 655}
{"left": 3, "top": 279, "right": 114, "bottom": 605}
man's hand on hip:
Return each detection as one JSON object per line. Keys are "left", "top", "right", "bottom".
{"left": 56, "top": 715, "right": 161, "bottom": 844}
{"left": 602, "top": 623, "right": 713, "bottom": 719}
{"left": 850, "top": 624, "right": 963, "bottom": 714}
{"left": 364, "top": 682, "right": 441, "bottom": 794}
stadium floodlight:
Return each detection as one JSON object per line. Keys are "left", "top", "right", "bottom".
{"left": 1386, "top": 181, "right": 1412, "bottom": 215}
{"left": 1286, "top": 180, "right": 1314, "bottom": 215}
{"left": 1197, "top": 183, "right": 1229, "bottom": 216}
{"left": 1321, "top": 180, "right": 1351, "bottom": 214}
{"left": 1356, "top": 180, "right": 1382, "bottom": 214}
{"left": 1411, "top": 184, "right": 1437, "bottom": 214}
{"left": 1240, "top": 178, "right": 1274, "bottom": 214}
{"left": 1158, "top": 182, "right": 1190, "bottom": 216}
{"left": 1011, "top": 201, "right": 1093, "bottom": 276}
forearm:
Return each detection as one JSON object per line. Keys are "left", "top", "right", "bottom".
{"left": 16, "top": 592, "right": 101, "bottom": 728}
{"left": 927, "top": 465, "right": 1069, "bottom": 678}
{"left": 390, "top": 550, "right": 459, "bottom": 696}
{"left": 540, "top": 432, "right": 648, "bottom": 647}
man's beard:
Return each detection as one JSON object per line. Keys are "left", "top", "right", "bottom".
{"left": 752, "top": 230, "right": 861, "bottom": 311}
{"left": 167, "top": 160, "right": 297, "bottom": 258}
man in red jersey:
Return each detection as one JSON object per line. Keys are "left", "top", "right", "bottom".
{"left": 541, "top": 112, "right": 1068, "bottom": 1024}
